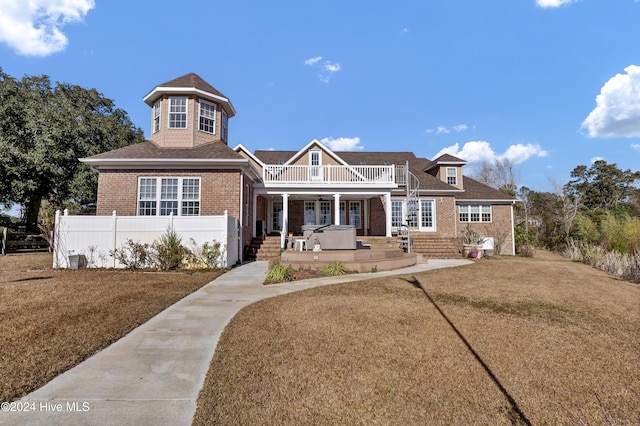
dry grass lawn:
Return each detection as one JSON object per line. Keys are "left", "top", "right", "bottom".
{"left": 0, "top": 252, "right": 222, "bottom": 403}
{"left": 194, "top": 251, "right": 639, "bottom": 425}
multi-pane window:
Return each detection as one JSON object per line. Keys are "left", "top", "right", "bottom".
{"left": 181, "top": 178, "right": 200, "bottom": 216}
{"left": 446, "top": 167, "right": 457, "bottom": 185}
{"left": 319, "top": 201, "right": 331, "bottom": 225}
{"left": 421, "top": 200, "right": 434, "bottom": 228}
{"left": 199, "top": 100, "right": 216, "bottom": 133}
{"left": 340, "top": 201, "right": 346, "bottom": 225}
{"left": 160, "top": 178, "right": 179, "bottom": 215}
{"left": 459, "top": 204, "right": 491, "bottom": 222}
{"left": 349, "top": 201, "right": 361, "bottom": 229}
{"left": 153, "top": 100, "right": 161, "bottom": 133}
{"left": 309, "top": 150, "right": 322, "bottom": 180}
{"left": 406, "top": 199, "right": 418, "bottom": 228}
{"left": 138, "top": 177, "right": 200, "bottom": 216}
{"left": 169, "top": 97, "right": 187, "bottom": 128}
{"left": 222, "top": 110, "right": 228, "bottom": 141}
{"left": 138, "top": 178, "right": 157, "bottom": 216}
{"left": 391, "top": 200, "right": 403, "bottom": 228}
{"left": 304, "top": 201, "right": 316, "bottom": 225}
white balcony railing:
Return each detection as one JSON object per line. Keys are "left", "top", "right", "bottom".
{"left": 263, "top": 165, "right": 396, "bottom": 185}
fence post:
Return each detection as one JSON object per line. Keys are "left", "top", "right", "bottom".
{"left": 112, "top": 210, "right": 117, "bottom": 268}
{"left": 52, "top": 210, "right": 60, "bottom": 267}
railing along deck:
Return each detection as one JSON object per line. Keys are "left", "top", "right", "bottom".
{"left": 263, "top": 165, "right": 396, "bottom": 185}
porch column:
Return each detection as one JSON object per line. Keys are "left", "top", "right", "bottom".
{"left": 385, "top": 192, "right": 392, "bottom": 237}
{"left": 281, "top": 193, "right": 289, "bottom": 249}
{"left": 252, "top": 192, "right": 258, "bottom": 238}
{"left": 333, "top": 193, "right": 341, "bottom": 225}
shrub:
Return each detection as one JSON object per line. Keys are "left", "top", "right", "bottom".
{"left": 152, "top": 226, "right": 191, "bottom": 270}
{"left": 265, "top": 263, "right": 293, "bottom": 283}
{"left": 321, "top": 262, "right": 349, "bottom": 276}
{"left": 185, "top": 239, "right": 226, "bottom": 269}
{"left": 109, "top": 240, "right": 153, "bottom": 270}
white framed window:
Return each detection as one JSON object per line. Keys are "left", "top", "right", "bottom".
{"left": 304, "top": 201, "right": 316, "bottom": 225}
{"left": 222, "top": 110, "right": 228, "bottom": 141}
{"left": 319, "top": 200, "right": 331, "bottom": 225}
{"left": 349, "top": 201, "right": 361, "bottom": 229}
{"left": 153, "top": 100, "right": 161, "bottom": 133}
{"left": 309, "top": 150, "right": 322, "bottom": 180}
{"left": 340, "top": 201, "right": 346, "bottom": 225}
{"left": 446, "top": 167, "right": 457, "bottom": 185}
{"left": 138, "top": 177, "right": 200, "bottom": 216}
{"left": 421, "top": 199, "right": 434, "bottom": 230}
{"left": 459, "top": 204, "right": 492, "bottom": 222}
{"left": 391, "top": 200, "right": 403, "bottom": 229}
{"left": 199, "top": 100, "right": 216, "bottom": 134}
{"left": 168, "top": 97, "right": 187, "bottom": 128}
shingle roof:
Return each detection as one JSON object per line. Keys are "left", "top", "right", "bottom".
{"left": 83, "top": 141, "right": 245, "bottom": 161}
{"left": 156, "top": 73, "right": 227, "bottom": 99}
{"left": 456, "top": 177, "right": 515, "bottom": 201}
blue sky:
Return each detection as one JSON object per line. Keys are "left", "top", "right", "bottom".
{"left": 1, "top": 0, "right": 640, "bottom": 198}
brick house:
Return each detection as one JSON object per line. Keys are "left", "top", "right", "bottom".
{"left": 82, "top": 73, "right": 516, "bottom": 259}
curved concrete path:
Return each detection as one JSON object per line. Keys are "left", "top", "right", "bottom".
{"left": 1, "top": 259, "right": 472, "bottom": 426}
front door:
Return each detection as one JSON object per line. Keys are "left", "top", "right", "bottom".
{"left": 271, "top": 201, "right": 283, "bottom": 233}
{"left": 419, "top": 199, "right": 435, "bottom": 232}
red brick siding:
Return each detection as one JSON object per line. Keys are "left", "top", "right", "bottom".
{"left": 456, "top": 203, "right": 514, "bottom": 255}
{"left": 96, "top": 169, "right": 242, "bottom": 218}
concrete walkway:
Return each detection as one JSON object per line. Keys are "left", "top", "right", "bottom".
{"left": 1, "top": 259, "right": 472, "bottom": 426}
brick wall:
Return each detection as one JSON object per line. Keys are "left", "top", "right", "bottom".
{"left": 96, "top": 169, "right": 242, "bottom": 218}
{"left": 456, "top": 204, "right": 514, "bottom": 255}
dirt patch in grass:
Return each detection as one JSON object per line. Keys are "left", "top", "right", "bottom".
{"left": 194, "top": 251, "right": 639, "bottom": 425}
{"left": 0, "top": 252, "right": 222, "bottom": 402}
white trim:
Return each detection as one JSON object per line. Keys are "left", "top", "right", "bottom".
{"left": 168, "top": 96, "right": 188, "bottom": 129}
{"left": 144, "top": 87, "right": 236, "bottom": 116}
{"left": 419, "top": 199, "right": 436, "bottom": 232}
{"left": 283, "top": 139, "right": 351, "bottom": 167}
{"left": 198, "top": 99, "right": 216, "bottom": 134}
{"left": 137, "top": 176, "right": 201, "bottom": 217}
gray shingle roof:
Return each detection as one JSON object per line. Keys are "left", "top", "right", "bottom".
{"left": 156, "top": 73, "right": 227, "bottom": 99}
{"left": 84, "top": 141, "right": 245, "bottom": 161}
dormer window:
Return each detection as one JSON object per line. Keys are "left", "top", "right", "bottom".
{"left": 446, "top": 167, "right": 457, "bottom": 185}
{"left": 169, "top": 97, "right": 187, "bottom": 128}
{"left": 199, "top": 100, "right": 216, "bottom": 134}
{"left": 152, "top": 100, "right": 161, "bottom": 133}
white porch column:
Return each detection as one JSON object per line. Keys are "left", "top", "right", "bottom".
{"left": 333, "top": 193, "right": 341, "bottom": 225}
{"left": 385, "top": 192, "right": 392, "bottom": 237}
{"left": 252, "top": 191, "right": 258, "bottom": 238}
{"left": 281, "top": 193, "right": 289, "bottom": 249}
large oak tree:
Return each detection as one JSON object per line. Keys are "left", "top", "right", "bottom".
{"left": 0, "top": 69, "right": 145, "bottom": 230}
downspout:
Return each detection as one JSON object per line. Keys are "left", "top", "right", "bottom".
{"left": 510, "top": 202, "right": 516, "bottom": 255}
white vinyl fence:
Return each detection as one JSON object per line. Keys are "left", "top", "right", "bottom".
{"left": 53, "top": 210, "right": 239, "bottom": 268}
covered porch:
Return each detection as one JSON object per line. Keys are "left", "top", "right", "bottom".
{"left": 253, "top": 189, "right": 394, "bottom": 249}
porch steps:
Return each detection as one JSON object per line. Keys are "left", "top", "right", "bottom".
{"left": 251, "top": 235, "right": 282, "bottom": 262}
{"left": 410, "top": 235, "right": 462, "bottom": 259}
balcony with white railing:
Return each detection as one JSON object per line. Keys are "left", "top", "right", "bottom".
{"left": 262, "top": 164, "right": 397, "bottom": 186}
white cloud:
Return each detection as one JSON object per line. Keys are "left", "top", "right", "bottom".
{"left": 320, "top": 137, "right": 363, "bottom": 151}
{"left": 433, "top": 141, "right": 547, "bottom": 165}
{"left": 536, "top": 0, "right": 578, "bottom": 8}
{"left": 581, "top": 65, "right": 640, "bottom": 138}
{"left": 0, "top": 0, "right": 95, "bottom": 56}
{"left": 304, "top": 56, "right": 322, "bottom": 65}
{"left": 632, "top": 144, "right": 640, "bottom": 152}
{"left": 426, "top": 124, "right": 469, "bottom": 134}
{"left": 401, "top": 27, "right": 409, "bottom": 34}
{"left": 436, "top": 126, "right": 450, "bottom": 134}
{"left": 590, "top": 156, "right": 605, "bottom": 163}
{"left": 453, "top": 124, "right": 468, "bottom": 132}
{"left": 305, "top": 56, "right": 341, "bottom": 83}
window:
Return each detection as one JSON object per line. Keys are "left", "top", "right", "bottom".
{"left": 138, "top": 178, "right": 157, "bottom": 216}
{"left": 153, "top": 100, "right": 161, "bottom": 133}
{"left": 182, "top": 178, "right": 200, "bottom": 216}
{"left": 222, "top": 110, "right": 228, "bottom": 141}
{"left": 459, "top": 204, "right": 491, "bottom": 222}
{"left": 340, "top": 201, "right": 346, "bottom": 225}
{"left": 392, "top": 200, "right": 403, "bottom": 228}
{"left": 349, "top": 201, "right": 361, "bottom": 228}
{"left": 319, "top": 201, "right": 331, "bottom": 225}
{"left": 421, "top": 199, "right": 434, "bottom": 228}
{"left": 138, "top": 177, "right": 200, "bottom": 216}
{"left": 406, "top": 199, "right": 418, "bottom": 228}
{"left": 304, "top": 201, "right": 316, "bottom": 225}
{"left": 309, "top": 150, "right": 322, "bottom": 180}
{"left": 446, "top": 167, "right": 457, "bottom": 185}
{"left": 169, "top": 97, "right": 187, "bottom": 128}
{"left": 199, "top": 100, "right": 216, "bottom": 133}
